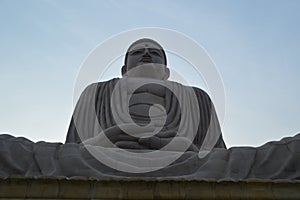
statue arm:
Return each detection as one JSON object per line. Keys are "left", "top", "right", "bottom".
{"left": 192, "top": 87, "right": 226, "bottom": 149}
{"left": 65, "top": 117, "right": 81, "bottom": 143}
{"left": 65, "top": 83, "right": 99, "bottom": 143}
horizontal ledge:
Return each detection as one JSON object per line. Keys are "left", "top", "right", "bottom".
{"left": 0, "top": 177, "right": 299, "bottom": 199}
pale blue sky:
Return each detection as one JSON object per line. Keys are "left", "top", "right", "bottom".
{"left": 0, "top": 0, "right": 299, "bottom": 147}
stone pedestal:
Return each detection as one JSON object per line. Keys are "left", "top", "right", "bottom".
{"left": 0, "top": 177, "right": 299, "bottom": 199}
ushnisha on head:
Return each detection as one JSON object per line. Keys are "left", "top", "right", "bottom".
{"left": 121, "top": 38, "right": 170, "bottom": 80}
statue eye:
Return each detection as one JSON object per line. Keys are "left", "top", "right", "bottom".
{"left": 130, "top": 49, "right": 143, "bottom": 55}
{"left": 149, "top": 49, "right": 162, "bottom": 57}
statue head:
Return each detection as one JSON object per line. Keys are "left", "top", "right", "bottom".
{"left": 121, "top": 38, "right": 170, "bottom": 80}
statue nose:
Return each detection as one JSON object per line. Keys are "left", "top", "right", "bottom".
{"left": 143, "top": 49, "right": 151, "bottom": 57}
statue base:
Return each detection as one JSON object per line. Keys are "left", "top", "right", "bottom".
{"left": 0, "top": 177, "right": 299, "bottom": 199}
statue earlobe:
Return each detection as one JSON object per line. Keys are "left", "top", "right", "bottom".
{"left": 163, "top": 67, "right": 170, "bottom": 80}
{"left": 121, "top": 65, "right": 127, "bottom": 76}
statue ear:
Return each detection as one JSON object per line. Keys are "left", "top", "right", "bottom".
{"left": 121, "top": 65, "right": 127, "bottom": 76}
{"left": 163, "top": 67, "right": 170, "bottom": 80}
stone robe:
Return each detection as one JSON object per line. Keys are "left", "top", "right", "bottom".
{"left": 66, "top": 77, "right": 226, "bottom": 150}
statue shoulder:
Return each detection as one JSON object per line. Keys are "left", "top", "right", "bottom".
{"left": 75, "top": 78, "right": 120, "bottom": 101}
{"left": 191, "top": 86, "right": 212, "bottom": 103}
{"left": 83, "top": 78, "right": 120, "bottom": 92}
{"left": 165, "top": 80, "right": 212, "bottom": 103}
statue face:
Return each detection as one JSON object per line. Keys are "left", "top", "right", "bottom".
{"left": 125, "top": 41, "right": 167, "bottom": 79}
{"left": 126, "top": 41, "right": 165, "bottom": 69}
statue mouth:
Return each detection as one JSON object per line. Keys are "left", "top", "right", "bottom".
{"left": 140, "top": 57, "right": 152, "bottom": 63}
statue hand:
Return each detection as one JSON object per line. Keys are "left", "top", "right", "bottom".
{"left": 114, "top": 141, "right": 148, "bottom": 149}
{"left": 83, "top": 126, "right": 137, "bottom": 147}
{"left": 138, "top": 136, "right": 199, "bottom": 152}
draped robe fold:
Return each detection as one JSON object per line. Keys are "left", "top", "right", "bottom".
{"left": 66, "top": 77, "right": 226, "bottom": 150}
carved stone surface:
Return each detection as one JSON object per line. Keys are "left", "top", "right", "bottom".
{"left": 0, "top": 177, "right": 299, "bottom": 199}
{"left": 2, "top": 39, "right": 299, "bottom": 180}
{"left": 66, "top": 78, "right": 226, "bottom": 149}
{"left": 0, "top": 133, "right": 299, "bottom": 179}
